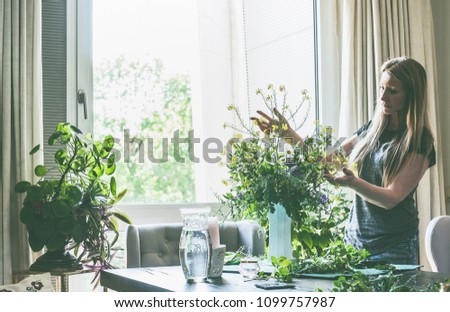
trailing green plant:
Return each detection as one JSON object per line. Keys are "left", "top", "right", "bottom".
{"left": 220, "top": 84, "right": 352, "bottom": 258}
{"left": 329, "top": 272, "right": 449, "bottom": 292}
{"left": 264, "top": 243, "right": 369, "bottom": 283}
{"left": 15, "top": 123, "right": 131, "bottom": 282}
{"left": 331, "top": 271, "right": 417, "bottom": 292}
{"left": 270, "top": 252, "right": 450, "bottom": 292}
{"left": 291, "top": 241, "right": 370, "bottom": 275}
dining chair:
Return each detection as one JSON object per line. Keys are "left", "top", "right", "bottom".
{"left": 126, "top": 220, "right": 265, "bottom": 268}
{"left": 425, "top": 215, "right": 450, "bottom": 273}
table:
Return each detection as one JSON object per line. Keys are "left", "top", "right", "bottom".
{"left": 100, "top": 265, "right": 450, "bottom": 292}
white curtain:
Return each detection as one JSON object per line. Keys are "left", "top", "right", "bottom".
{"left": 0, "top": 0, "right": 43, "bottom": 284}
{"left": 339, "top": 0, "right": 412, "bottom": 136}
{"left": 318, "top": 0, "right": 445, "bottom": 270}
{"left": 406, "top": 0, "right": 446, "bottom": 272}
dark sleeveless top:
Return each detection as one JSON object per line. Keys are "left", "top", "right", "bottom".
{"left": 344, "top": 121, "right": 436, "bottom": 255}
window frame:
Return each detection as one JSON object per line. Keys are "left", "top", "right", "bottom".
{"left": 44, "top": 0, "right": 322, "bottom": 224}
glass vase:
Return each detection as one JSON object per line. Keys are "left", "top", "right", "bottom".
{"left": 179, "top": 208, "right": 211, "bottom": 282}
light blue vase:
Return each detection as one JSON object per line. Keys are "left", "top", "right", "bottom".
{"left": 267, "top": 203, "right": 293, "bottom": 260}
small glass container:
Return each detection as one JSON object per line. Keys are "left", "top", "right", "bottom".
{"left": 239, "top": 259, "right": 260, "bottom": 279}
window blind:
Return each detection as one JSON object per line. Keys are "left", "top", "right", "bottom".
{"left": 243, "top": 0, "right": 316, "bottom": 136}
{"left": 42, "top": 0, "right": 67, "bottom": 177}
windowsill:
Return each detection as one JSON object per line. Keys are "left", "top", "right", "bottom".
{"left": 114, "top": 202, "right": 228, "bottom": 229}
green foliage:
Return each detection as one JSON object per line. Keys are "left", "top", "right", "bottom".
{"left": 267, "top": 243, "right": 369, "bottom": 283}
{"left": 16, "top": 123, "right": 132, "bottom": 272}
{"left": 331, "top": 272, "right": 448, "bottom": 292}
{"left": 93, "top": 55, "right": 195, "bottom": 203}
{"left": 270, "top": 256, "right": 293, "bottom": 282}
{"left": 291, "top": 241, "right": 370, "bottom": 275}
{"left": 221, "top": 84, "right": 352, "bottom": 258}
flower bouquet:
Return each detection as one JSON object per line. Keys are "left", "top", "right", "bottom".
{"left": 220, "top": 84, "right": 351, "bottom": 259}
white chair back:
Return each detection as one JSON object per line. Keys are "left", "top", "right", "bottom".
{"left": 425, "top": 215, "right": 450, "bottom": 273}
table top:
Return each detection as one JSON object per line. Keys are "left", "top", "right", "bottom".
{"left": 101, "top": 266, "right": 334, "bottom": 292}
{"left": 100, "top": 265, "right": 450, "bottom": 292}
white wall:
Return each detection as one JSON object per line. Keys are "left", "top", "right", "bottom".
{"left": 192, "top": 0, "right": 238, "bottom": 204}
{"left": 431, "top": 0, "right": 450, "bottom": 214}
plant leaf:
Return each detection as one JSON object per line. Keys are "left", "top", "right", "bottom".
{"left": 52, "top": 199, "right": 71, "bottom": 218}
{"left": 112, "top": 210, "right": 132, "bottom": 224}
{"left": 57, "top": 217, "right": 75, "bottom": 235}
{"left": 19, "top": 206, "right": 34, "bottom": 225}
{"left": 54, "top": 149, "right": 68, "bottom": 165}
{"left": 110, "top": 177, "right": 117, "bottom": 195}
{"left": 70, "top": 124, "right": 83, "bottom": 134}
{"left": 28, "top": 230, "right": 45, "bottom": 252}
{"left": 271, "top": 256, "right": 278, "bottom": 266}
{"left": 107, "top": 217, "right": 119, "bottom": 232}
{"left": 109, "top": 231, "right": 119, "bottom": 247}
{"left": 34, "top": 165, "right": 47, "bottom": 177}
{"left": 103, "top": 135, "right": 115, "bottom": 152}
{"left": 65, "top": 186, "right": 82, "bottom": 205}
{"left": 73, "top": 219, "right": 89, "bottom": 243}
{"left": 39, "top": 180, "right": 54, "bottom": 197}
{"left": 113, "top": 189, "right": 127, "bottom": 203}
{"left": 48, "top": 132, "right": 60, "bottom": 145}
{"left": 36, "top": 220, "right": 56, "bottom": 241}
{"left": 105, "top": 163, "right": 116, "bottom": 175}
{"left": 280, "top": 258, "right": 291, "bottom": 267}
{"left": 27, "top": 185, "right": 43, "bottom": 202}
{"left": 14, "top": 181, "right": 31, "bottom": 193}
{"left": 29, "top": 144, "right": 40, "bottom": 155}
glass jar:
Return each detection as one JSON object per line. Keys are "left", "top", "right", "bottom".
{"left": 179, "top": 208, "right": 211, "bottom": 282}
{"left": 239, "top": 259, "right": 261, "bottom": 279}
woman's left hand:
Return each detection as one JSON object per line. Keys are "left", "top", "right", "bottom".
{"left": 324, "top": 167, "right": 356, "bottom": 188}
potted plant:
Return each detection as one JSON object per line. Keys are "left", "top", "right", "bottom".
{"left": 15, "top": 123, "right": 131, "bottom": 280}
{"left": 221, "top": 84, "right": 352, "bottom": 259}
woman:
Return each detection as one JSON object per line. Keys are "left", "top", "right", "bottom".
{"left": 253, "top": 57, "right": 436, "bottom": 264}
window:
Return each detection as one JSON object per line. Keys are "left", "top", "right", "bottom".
{"left": 42, "top": 0, "right": 318, "bottom": 220}
{"left": 92, "top": 0, "right": 198, "bottom": 204}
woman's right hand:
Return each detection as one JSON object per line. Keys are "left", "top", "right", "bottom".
{"left": 250, "top": 108, "right": 302, "bottom": 144}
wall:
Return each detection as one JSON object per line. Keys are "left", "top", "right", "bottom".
{"left": 431, "top": 0, "right": 450, "bottom": 214}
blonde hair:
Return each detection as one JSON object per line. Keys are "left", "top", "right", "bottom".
{"left": 350, "top": 56, "right": 434, "bottom": 187}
